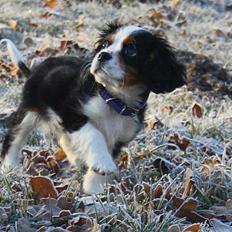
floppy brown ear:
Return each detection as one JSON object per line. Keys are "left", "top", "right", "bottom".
{"left": 143, "top": 34, "right": 186, "bottom": 93}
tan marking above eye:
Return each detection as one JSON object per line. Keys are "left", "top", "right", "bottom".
{"left": 105, "top": 33, "right": 116, "bottom": 43}
{"left": 123, "top": 36, "right": 135, "bottom": 46}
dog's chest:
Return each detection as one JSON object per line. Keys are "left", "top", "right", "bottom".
{"left": 83, "top": 96, "right": 140, "bottom": 152}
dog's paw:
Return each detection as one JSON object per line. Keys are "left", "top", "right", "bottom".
{"left": 88, "top": 155, "right": 117, "bottom": 175}
{"left": 83, "top": 169, "right": 106, "bottom": 194}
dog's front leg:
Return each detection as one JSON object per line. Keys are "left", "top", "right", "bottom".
{"left": 59, "top": 122, "right": 117, "bottom": 194}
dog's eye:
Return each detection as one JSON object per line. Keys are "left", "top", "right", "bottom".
{"left": 95, "top": 40, "right": 109, "bottom": 51}
{"left": 101, "top": 40, "right": 109, "bottom": 49}
{"left": 124, "top": 43, "right": 137, "bottom": 57}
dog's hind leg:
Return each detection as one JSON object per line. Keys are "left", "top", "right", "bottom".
{"left": 1, "top": 108, "right": 39, "bottom": 172}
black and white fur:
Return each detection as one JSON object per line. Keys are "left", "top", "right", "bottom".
{"left": 0, "top": 24, "right": 185, "bottom": 193}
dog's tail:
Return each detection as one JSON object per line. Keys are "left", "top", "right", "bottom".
{"left": 0, "top": 39, "right": 31, "bottom": 77}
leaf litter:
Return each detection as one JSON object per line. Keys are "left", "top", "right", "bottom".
{"left": 0, "top": 0, "right": 232, "bottom": 231}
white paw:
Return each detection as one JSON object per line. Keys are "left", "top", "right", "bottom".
{"left": 83, "top": 169, "right": 107, "bottom": 194}
{"left": 87, "top": 155, "right": 117, "bottom": 174}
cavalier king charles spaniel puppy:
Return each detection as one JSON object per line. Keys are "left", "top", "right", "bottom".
{"left": 0, "top": 23, "right": 185, "bottom": 194}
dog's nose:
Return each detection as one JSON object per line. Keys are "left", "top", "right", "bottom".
{"left": 98, "top": 52, "right": 112, "bottom": 62}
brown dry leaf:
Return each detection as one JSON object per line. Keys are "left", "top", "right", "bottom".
{"left": 147, "top": 117, "right": 164, "bottom": 130}
{"left": 203, "top": 157, "right": 221, "bottom": 168}
{"left": 76, "top": 15, "right": 85, "bottom": 29}
{"left": 8, "top": 20, "right": 17, "bottom": 29}
{"left": 10, "top": 66, "right": 19, "bottom": 76}
{"left": 199, "top": 166, "right": 210, "bottom": 174}
{"left": 173, "top": 196, "right": 207, "bottom": 223}
{"left": 192, "top": 103, "right": 203, "bottom": 118}
{"left": 153, "top": 157, "right": 175, "bottom": 174}
{"left": 143, "top": 182, "right": 152, "bottom": 195}
{"left": 210, "top": 29, "right": 225, "bottom": 37}
{"left": 26, "top": 162, "right": 40, "bottom": 176}
{"left": 30, "top": 176, "right": 58, "bottom": 199}
{"left": 31, "top": 154, "right": 47, "bottom": 164}
{"left": 178, "top": 28, "right": 187, "bottom": 36}
{"left": 60, "top": 40, "right": 73, "bottom": 51}
{"left": 54, "top": 149, "right": 66, "bottom": 161}
{"left": 46, "top": 156, "right": 60, "bottom": 173}
{"left": 118, "top": 152, "right": 129, "bottom": 169}
{"left": 56, "top": 184, "right": 68, "bottom": 194}
{"left": 11, "top": 182, "right": 22, "bottom": 192}
{"left": 44, "top": 0, "right": 58, "bottom": 8}
{"left": 172, "top": 0, "right": 181, "bottom": 7}
{"left": 153, "top": 184, "right": 163, "bottom": 198}
{"left": 182, "top": 168, "right": 194, "bottom": 197}
{"left": 147, "top": 9, "right": 163, "bottom": 23}
{"left": 169, "top": 133, "right": 190, "bottom": 151}
{"left": 39, "top": 150, "right": 50, "bottom": 158}
{"left": 183, "top": 223, "right": 201, "bottom": 232}
{"left": 57, "top": 196, "right": 73, "bottom": 210}
{"left": 37, "top": 226, "right": 47, "bottom": 232}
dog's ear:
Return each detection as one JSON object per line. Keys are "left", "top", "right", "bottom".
{"left": 142, "top": 34, "right": 186, "bottom": 93}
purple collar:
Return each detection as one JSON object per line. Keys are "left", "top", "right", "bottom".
{"left": 99, "top": 87, "right": 148, "bottom": 117}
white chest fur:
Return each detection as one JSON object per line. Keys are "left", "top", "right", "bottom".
{"left": 83, "top": 96, "right": 140, "bottom": 152}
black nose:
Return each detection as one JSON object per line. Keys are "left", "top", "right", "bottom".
{"left": 98, "top": 52, "right": 112, "bottom": 62}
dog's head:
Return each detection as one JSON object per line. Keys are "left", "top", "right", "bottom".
{"left": 90, "top": 23, "right": 186, "bottom": 94}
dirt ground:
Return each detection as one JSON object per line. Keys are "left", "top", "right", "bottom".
{"left": 0, "top": 0, "right": 232, "bottom": 231}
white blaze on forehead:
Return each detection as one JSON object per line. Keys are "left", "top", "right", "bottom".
{"left": 106, "top": 25, "right": 144, "bottom": 52}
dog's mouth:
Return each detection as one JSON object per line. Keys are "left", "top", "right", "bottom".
{"left": 91, "top": 65, "right": 123, "bottom": 88}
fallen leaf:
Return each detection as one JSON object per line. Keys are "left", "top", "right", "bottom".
{"left": 182, "top": 168, "right": 194, "bottom": 197}
{"left": 30, "top": 176, "right": 58, "bottom": 199}
{"left": 203, "top": 157, "right": 221, "bottom": 168}
{"left": 173, "top": 196, "right": 207, "bottom": 223}
{"left": 183, "top": 223, "right": 201, "bottom": 232}
{"left": 153, "top": 157, "right": 182, "bottom": 174}
{"left": 192, "top": 103, "right": 203, "bottom": 118}
{"left": 8, "top": 20, "right": 17, "bottom": 29}
{"left": 54, "top": 149, "right": 66, "bottom": 161}
{"left": 169, "top": 133, "right": 190, "bottom": 151}
{"left": 153, "top": 184, "right": 163, "bottom": 198}
{"left": 147, "top": 9, "right": 163, "bottom": 23}
{"left": 210, "top": 29, "right": 225, "bottom": 37}
{"left": 118, "top": 152, "right": 129, "bottom": 169}
{"left": 56, "top": 184, "right": 68, "bottom": 194}
{"left": 57, "top": 196, "right": 73, "bottom": 210}
{"left": 60, "top": 40, "right": 73, "bottom": 51}
{"left": 10, "top": 66, "right": 19, "bottom": 76}
{"left": 46, "top": 156, "right": 60, "bottom": 173}
{"left": 31, "top": 154, "right": 47, "bottom": 164}
{"left": 76, "top": 15, "right": 85, "bottom": 29}
{"left": 147, "top": 117, "right": 164, "bottom": 130}
{"left": 37, "top": 226, "right": 47, "bottom": 232}
{"left": 172, "top": 0, "right": 181, "bottom": 7}
{"left": 44, "top": 0, "right": 58, "bottom": 8}
{"left": 39, "top": 150, "right": 50, "bottom": 158}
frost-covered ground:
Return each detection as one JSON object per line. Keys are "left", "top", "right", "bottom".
{"left": 0, "top": 0, "right": 232, "bottom": 231}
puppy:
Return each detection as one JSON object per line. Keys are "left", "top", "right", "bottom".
{"left": 0, "top": 24, "right": 185, "bottom": 194}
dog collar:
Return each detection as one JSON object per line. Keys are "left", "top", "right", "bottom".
{"left": 99, "top": 87, "right": 148, "bottom": 117}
